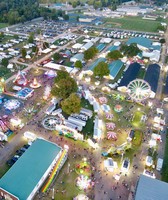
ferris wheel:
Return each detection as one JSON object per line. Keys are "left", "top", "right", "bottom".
{"left": 127, "top": 79, "right": 151, "bottom": 102}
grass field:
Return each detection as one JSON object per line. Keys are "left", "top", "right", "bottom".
{"left": 162, "top": 132, "right": 168, "bottom": 182}
{"left": 132, "top": 111, "right": 144, "bottom": 128}
{"left": 0, "top": 23, "right": 8, "bottom": 29}
{"left": 104, "top": 16, "right": 168, "bottom": 32}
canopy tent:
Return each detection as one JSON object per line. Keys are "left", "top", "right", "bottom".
{"left": 73, "top": 194, "right": 89, "bottom": 200}
{"left": 106, "top": 122, "right": 116, "bottom": 130}
{"left": 107, "top": 132, "right": 117, "bottom": 140}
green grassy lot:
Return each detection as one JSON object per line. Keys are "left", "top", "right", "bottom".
{"left": 162, "top": 132, "right": 168, "bottom": 182}
{"left": 132, "top": 130, "right": 143, "bottom": 146}
{"left": 132, "top": 111, "right": 144, "bottom": 128}
{"left": 136, "top": 68, "right": 146, "bottom": 79}
{"left": 0, "top": 23, "right": 8, "bottom": 29}
{"left": 103, "top": 16, "right": 168, "bottom": 32}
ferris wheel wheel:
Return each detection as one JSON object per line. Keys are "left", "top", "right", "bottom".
{"left": 127, "top": 79, "right": 151, "bottom": 102}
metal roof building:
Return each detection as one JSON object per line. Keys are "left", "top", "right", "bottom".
{"left": 126, "top": 37, "right": 152, "bottom": 49}
{"left": 144, "top": 64, "right": 160, "bottom": 93}
{"left": 81, "top": 41, "right": 94, "bottom": 51}
{"left": 135, "top": 175, "right": 168, "bottom": 200}
{"left": 119, "top": 62, "right": 141, "bottom": 87}
{"left": 88, "top": 57, "right": 106, "bottom": 72}
{"left": 108, "top": 60, "right": 124, "bottom": 80}
{"left": 0, "top": 139, "right": 63, "bottom": 200}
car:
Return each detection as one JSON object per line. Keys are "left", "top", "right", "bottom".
{"left": 16, "top": 150, "right": 23, "bottom": 156}
{"left": 23, "top": 144, "right": 30, "bottom": 149}
{"left": 121, "top": 158, "right": 130, "bottom": 173}
{"left": 143, "top": 169, "right": 156, "bottom": 179}
{"left": 20, "top": 147, "right": 27, "bottom": 152}
{"left": 101, "top": 152, "right": 109, "bottom": 157}
{"left": 6, "top": 159, "right": 15, "bottom": 166}
{"left": 11, "top": 155, "right": 20, "bottom": 162}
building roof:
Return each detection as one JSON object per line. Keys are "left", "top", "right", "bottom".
{"left": 81, "top": 42, "right": 93, "bottom": 50}
{"left": 108, "top": 60, "right": 124, "bottom": 79}
{"left": 119, "top": 62, "right": 141, "bottom": 87}
{"left": 70, "top": 53, "right": 84, "bottom": 62}
{"left": 89, "top": 57, "right": 106, "bottom": 71}
{"left": 144, "top": 64, "right": 160, "bottom": 92}
{"left": 0, "top": 139, "right": 62, "bottom": 200}
{"left": 107, "top": 45, "right": 119, "bottom": 52}
{"left": 126, "top": 37, "right": 152, "bottom": 49}
{"left": 135, "top": 175, "right": 168, "bottom": 200}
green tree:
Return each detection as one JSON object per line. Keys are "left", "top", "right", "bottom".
{"left": 61, "top": 93, "right": 81, "bottom": 115}
{"left": 1, "top": 58, "right": 9, "bottom": 67}
{"left": 53, "top": 52, "right": 61, "bottom": 62}
{"left": 84, "top": 47, "right": 98, "bottom": 60}
{"left": 74, "top": 60, "right": 83, "bottom": 69}
{"left": 28, "top": 33, "right": 34, "bottom": 43}
{"left": 63, "top": 14, "right": 69, "bottom": 20}
{"left": 107, "top": 50, "right": 123, "bottom": 60}
{"left": 54, "top": 70, "right": 69, "bottom": 83}
{"left": 21, "top": 48, "right": 27, "bottom": 58}
{"left": 51, "top": 76, "right": 78, "bottom": 99}
{"left": 72, "top": 1, "right": 77, "bottom": 8}
{"left": 32, "top": 45, "right": 38, "bottom": 53}
{"left": 157, "top": 25, "right": 166, "bottom": 31}
{"left": 43, "top": 42, "right": 49, "bottom": 48}
{"left": 160, "top": 38, "right": 166, "bottom": 44}
{"left": 93, "top": 61, "right": 109, "bottom": 78}
{"left": 120, "top": 44, "right": 141, "bottom": 57}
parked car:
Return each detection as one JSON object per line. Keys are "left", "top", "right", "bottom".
{"left": 6, "top": 159, "right": 15, "bottom": 167}
{"left": 143, "top": 169, "right": 156, "bottom": 179}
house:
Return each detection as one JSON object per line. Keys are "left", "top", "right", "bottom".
{"left": 81, "top": 42, "right": 94, "bottom": 51}
{"left": 70, "top": 53, "right": 84, "bottom": 63}
{"left": 72, "top": 43, "right": 83, "bottom": 49}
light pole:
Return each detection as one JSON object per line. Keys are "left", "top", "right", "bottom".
{"left": 67, "top": 162, "right": 70, "bottom": 174}
{"left": 52, "top": 188, "right": 55, "bottom": 200}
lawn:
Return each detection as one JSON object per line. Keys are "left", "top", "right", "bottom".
{"left": 132, "top": 130, "right": 143, "bottom": 146}
{"left": 136, "top": 68, "right": 146, "bottom": 79}
{"left": 0, "top": 23, "right": 8, "bottom": 29}
{"left": 132, "top": 111, "right": 144, "bottom": 128}
{"left": 162, "top": 132, "right": 168, "bottom": 182}
{"left": 103, "top": 16, "right": 167, "bottom": 32}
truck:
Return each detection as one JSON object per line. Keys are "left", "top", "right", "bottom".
{"left": 156, "top": 158, "right": 163, "bottom": 171}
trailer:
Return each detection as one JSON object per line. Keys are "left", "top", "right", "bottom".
{"left": 156, "top": 158, "right": 163, "bottom": 171}
{"left": 68, "top": 116, "right": 86, "bottom": 127}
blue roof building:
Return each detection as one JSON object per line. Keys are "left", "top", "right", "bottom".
{"left": 0, "top": 139, "right": 64, "bottom": 200}
{"left": 107, "top": 60, "right": 124, "bottom": 80}
{"left": 88, "top": 57, "right": 106, "bottom": 72}
{"left": 126, "top": 37, "right": 152, "bottom": 49}
{"left": 144, "top": 64, "right": 160, "bottom": 93}
{"left": 119, "top": 62, "right": 141, "bottom": 87}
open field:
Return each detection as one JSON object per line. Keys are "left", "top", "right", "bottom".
{"left": 0, "top": 23, "right": 8, "bottom": 29}
{"left": 162, "top": 131, "right": 168, "bottom": 182}
{"left": 103, "top": 16, "right": 168, "bottom": 32}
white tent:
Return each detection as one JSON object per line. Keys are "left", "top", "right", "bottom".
{"left": 0, "top": 132, "right": 7, "bottom": 141}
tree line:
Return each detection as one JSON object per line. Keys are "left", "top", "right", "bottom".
{"left": 0, "top": 0, "right": 69, "bottom": 25}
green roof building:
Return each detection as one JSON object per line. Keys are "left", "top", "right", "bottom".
{"left": 0, "top": 139, "right": 63, "bottom": 200}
